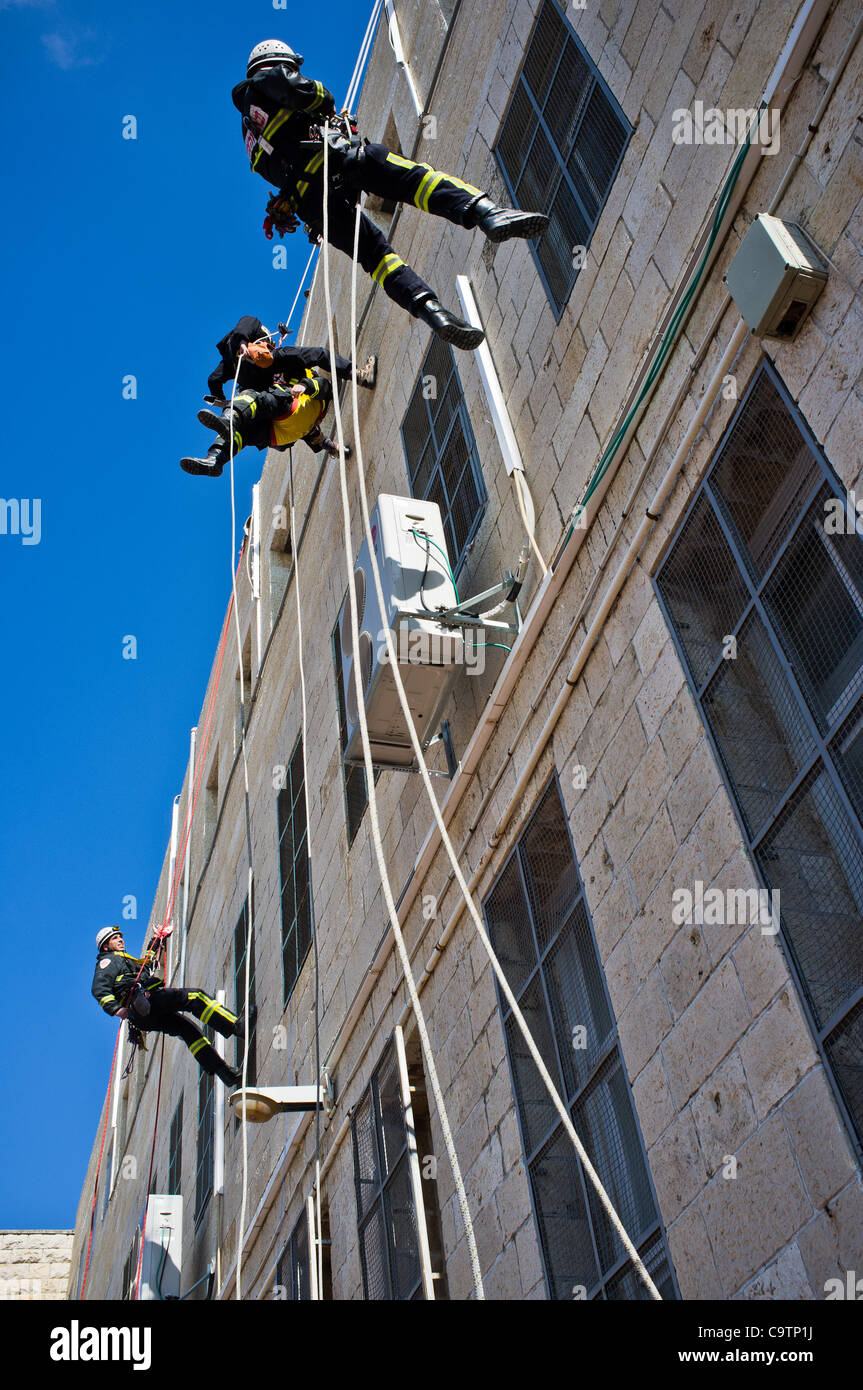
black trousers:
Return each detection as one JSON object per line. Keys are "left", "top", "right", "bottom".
{"left": 226, "top": 384, "right": 328, "bottom": 454}
{"left": 134, "top": 987, "right": 239, "bottom": 1084}
{"left": 289, "top": 141, "right": 484, "bottom": 313}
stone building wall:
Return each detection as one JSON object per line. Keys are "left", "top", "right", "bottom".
{"left": 71, "top": 0, "right": 863, "bottom": 1300}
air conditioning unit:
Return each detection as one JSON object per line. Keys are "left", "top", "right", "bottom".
{"left": 140, "top": 1194, "right": 182, "bottom": 1300}
{"left": 724, "top": 213, "right": 828, "bottom": 341}
{"left": 339, "top": 495, "right": 463, "bottom": 769}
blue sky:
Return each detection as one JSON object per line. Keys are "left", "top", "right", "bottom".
{"left": 0, "top": 0, "right": 378, "bottom": 1229}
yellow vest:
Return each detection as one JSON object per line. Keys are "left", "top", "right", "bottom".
{"left": 270, "top": 392, "right": 324, "bottom": 446}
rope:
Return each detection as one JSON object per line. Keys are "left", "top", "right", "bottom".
{"left": 341, "top": 190, "right": 661, "bottom": 1297}
{"left": 287, "top": 449, "right": 324, "bottom": 1299}
{"left": 226, "top": 354, "right": 257, "bottom": 1303}
{"left": 321, "top": 122, "right": 485, "bottom": 1300}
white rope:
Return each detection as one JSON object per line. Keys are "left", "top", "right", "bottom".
{"left": 226, "top": 356, "right": 256, "bottom": 1301}
{"left": 343, "top": 0, "right": 385, "bottom": 112}
{"left": 342, "top": 197, "right": 661, "bottom": 1298}
{"left": 321, "top": 124, "right": 485, "bottom": 1300}
{"left": 287, "top": 451, "right": 325, "bottom": 1299}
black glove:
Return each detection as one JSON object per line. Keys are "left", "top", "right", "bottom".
{"left": 203, "top": 395, "right": 224, "bottom": 406}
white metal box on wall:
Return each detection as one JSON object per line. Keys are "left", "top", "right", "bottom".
{"left": 724, "top": 213, "right": 828, "bottom": 341}
{"left": 339, "top": 494, "right": 463, "bottom": 768}
{"left": 140, "top": 1194, "right": 183, "bottom": 1300}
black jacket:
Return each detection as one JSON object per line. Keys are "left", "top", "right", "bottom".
{"left": 91, "top": 945, "right": 164, "bottom": 1016}
{"left": 207, "top": 316, "right": 349, "bottom": 400}
{"left": 231, "top": 65, "right": 336, "bottom": 188}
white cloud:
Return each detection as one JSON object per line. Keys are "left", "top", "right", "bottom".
{"left": 41, "top": 28, "right": 103, "bottom": 69}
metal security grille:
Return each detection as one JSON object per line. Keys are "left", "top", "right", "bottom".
{"left": 483, "top": 778, "right": 676, "bottom": 1299}
{"left": 351, "top": 1033, "right": 428, "bottom": 1300}
{"left": 277, "top": 737, "right": 313, "bottom": 1001}
{"left": 234, "top": 897, "right": 257, "bottom": 1085}
{"left": 494, "top": 0, "right": 631, "bottom": 317}
{"left": 276, "top": 1208, "right": 312, "bottom": 1301}
{"left": 195, "top": 1067, "right": 214, "bottom": 1222}
{"left": 332, "top": 618, "right": 379, "bottom": 844}
{"left": 167, "top": 1095, "right": 183, "bottom": 1196}
{"left": 656, "top": 361, "right": 863, "bottom": 1155}
{"left": 401, "top": 336, "right": 486, "bottom": 570}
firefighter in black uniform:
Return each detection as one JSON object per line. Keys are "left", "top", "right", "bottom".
{"left": 232, "top": 40, "right": 550, "bottom": 350}
{"left": 182, "top": 364, "right": 351, "bottom": 476}
{"left": 202, "top": 315, "right": 376, "bottom": 404}
{"left": 181, "top": 315, "right": 377, "bottom": 475}
{"left": 91, "top": 926, "right": 248, "bottom": 1088}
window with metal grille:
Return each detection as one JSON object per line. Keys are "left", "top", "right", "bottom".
{"left": 276, "top": 1207, "right": 312, "bottom": 1301}
{"left": 234, "top": 897, "right": 257, "bottom": 1084}
{"left": 494, "top": 0, "right": 631, "bottom": 317}
{"left": 195, "top": 1066, "right": 214, "bottom": 1222}
{"left": 656, "top": 360, "right": 863, "bottom": 1157}
{"left": 168, "top": 1096, "right": 183, "bottom": 1196}
{"left": 277, "top": 737, "right": 313, "bottom": 1003}
{"left": 332, "top": 618, "right": 379, "bottom": 844}
{"left": 401, "top": 336, "right": 486, "bottom": 572}
{"left": 483, "top": 777, "right": 676, "bottom": 1299}
{"left": 351, "top": 1031, "right": 432, "bottom": 1299}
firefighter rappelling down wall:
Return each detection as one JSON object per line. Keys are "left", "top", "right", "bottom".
{"left": 183, "top": 36, "right": 548, "bottom": 476}
{"left": 237, "top": 39, "right": 549, "bottom": 345}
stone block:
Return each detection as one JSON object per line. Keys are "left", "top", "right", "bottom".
{"left": 649, "top": 1108, "right": 708, "bottom": 1221}
{"left": 700, "top": 1113, "right": 813, "bottom": 1295}
{"left": 781, "top": 1067, "right": 859, "bottom": 1210}
{"left": 690, "top": 1051, "right": 758, "bottom": 1177}
{"left": 632, "top": 1049, "right": 675, "bottom": 1148}
{"left": 618, "top": 966, "right": 673, "bottom": 1080}
{"left": 738, "top": 989, "right": 819, "bottom": 1121}
{"left": 659, "top": 920, "right": 712, "bottom": 1020}
{"left": 661, "top": 957, "right": 750, "bottom": 1108}
{"left": 666, "top": 1202, "right": 724, "bottom": 1300}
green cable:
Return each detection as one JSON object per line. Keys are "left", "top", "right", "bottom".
{"left": 478, "top": 643, "right": 512, "bottom": 653}
{"left": 411, "top": 528, "right": 460, "bottom": 604}
{"left": 573, "top": 120, "right": 758, "bottom": 521}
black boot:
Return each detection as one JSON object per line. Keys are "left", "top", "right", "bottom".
{"left": 197, "top": 407, "right": 231, "bottom": 439}
{"left": 464, "top": 194, "right": 549, "bottom": 244}
{"left": 232, "top": 1003, "right": 258, "bottom": 1039}
{"left": 180, "top": 439, "right": 229, "bottom": 477}
{"left": 412, "top": 293, "right": 485, "bottom": 351}
{"left": 215, "top": 1060, "right": 243, "bottom": 1089}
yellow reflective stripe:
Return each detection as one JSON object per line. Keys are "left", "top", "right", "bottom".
{"left": 201, "top": 1003, "right": 215, "bottom": 1023}
{"left": 306, "top": 151, "right": 324, "bottom": 175}
{"left": 372, "top": 253, "right": 405, "bottom": 285}
{"left": 386, "top": 152, "right": 419, "bottom": 171}
{"left": 190, "top": 1039, "right": 208, "bottom": 1056}
{"left": 315, "top": 81, "right": 326, "bottom": 106}
{"left": 422, "top": 173, "right": 445, "bottom": 212}
{"left": 296, "top": 180, "right": 309, "bottom": 197}
{"left": 412, "top": 165, "right": 434, "bottom": 209}
{"left": 99, "top": 994, "right": 115, "bottom": 1004}
{"left": 262, "top": 109, "right": 291, "bottom": 142}
{"left": 444, "top": 174, "right": 483, "bottom": 197}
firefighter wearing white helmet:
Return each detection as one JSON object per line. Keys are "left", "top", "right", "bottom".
{"left": 232, "top": 39, "right": 549, "bottom": 350}
{"left": 91, "top": 924, "right": 251, "bottom": 1089}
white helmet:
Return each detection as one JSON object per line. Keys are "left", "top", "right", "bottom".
{"left": 247, "top": 40, "right": 303, "bottom": 78}
{"left": 96, "top": 926, "right": 121, "bottom": 952}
